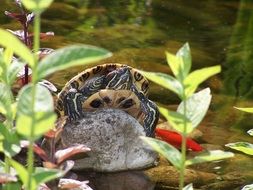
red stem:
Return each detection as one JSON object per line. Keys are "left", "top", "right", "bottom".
{"left": 23, "top": 18, "right": 29, "bottom": 85}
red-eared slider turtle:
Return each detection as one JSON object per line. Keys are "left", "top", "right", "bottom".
{"left": 55, "top": 63, "right": 159, "bottom": 137}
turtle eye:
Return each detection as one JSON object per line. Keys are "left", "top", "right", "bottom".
{"left": 121, "top": 99, "right": 134, "bottom": 108}
{"left": 90, "top": 99, "right": 103, "bottom": 108}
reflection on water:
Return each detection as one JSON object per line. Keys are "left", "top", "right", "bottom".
{"left": 1, "top": 0, "right": 253, "bottom": 189}
{"left": 78, "top": 171, "right": 155, "bottom": 190}
{"left": 224, "top": 0, "right": 253, "bottom": 100}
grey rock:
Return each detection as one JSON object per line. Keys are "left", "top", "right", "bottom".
{"left": 60, "top": 108, "right": 158, "bottom": 172}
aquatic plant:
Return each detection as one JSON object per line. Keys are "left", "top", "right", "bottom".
{"left": 4, "top": 0, "right": 54, "bottom": 86}
{"left": 225, "top": 107, "right": 253, "bottom": 190}
{"left": 0, "top": 0, "right": 111, "bottom": 189}
{"left": 226, "top": 107, "right": 253, "bottom": 155}
{"left": 140, "top": 43, "right": 234, "bottom": 190}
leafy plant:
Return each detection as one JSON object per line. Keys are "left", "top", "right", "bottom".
{"left": 0, "top": 0, "right": 111, "bottom": 189}
{"left": 225, "top": 107, "right": 253, "bottom": 190}
{"left": 4, "top": 0, "right": 54, "bottom": 86}
{"left": 226, "top": 107, "right": 253, "bottom": 155}
{"left": 241, "top": 184, "right": 253, "bottom": 190}
{"left": 140, "top": 43, "right": 234, "bottom": 190}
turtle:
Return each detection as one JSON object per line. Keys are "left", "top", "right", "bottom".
{"left": 55, "top": 63, "right": 159, "bottom": 137}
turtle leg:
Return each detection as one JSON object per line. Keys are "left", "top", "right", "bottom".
{"left": 130, "top": 85, "right": 159, "bottom": 137}
{"left": 140, "top": 98, "right": 159, "bottom": 137}
{"left": 63, "top": 89, "right": 84, "bottom": 121}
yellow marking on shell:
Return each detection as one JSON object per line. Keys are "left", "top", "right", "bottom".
{"left": 129, "top": 69, "right": 149, "bottom": 95}
{"left": 57, "top": 64, "right": 123, "bottom": 101}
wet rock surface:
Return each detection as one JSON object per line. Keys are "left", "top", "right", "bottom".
{"left": 60, "top": 108, "right": 157, "bottom": 172}
{"left": 145, "top": 156, "right": 247, "bottom": 190}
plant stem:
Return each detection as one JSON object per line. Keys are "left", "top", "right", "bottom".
{"left": 4, "top": 88, "right": 14, "bottom": 190}
{"left": 27, "top": 11, "right": 40, "bottom": 190}
{"left": 23, "top": 21, "right": 29, "bottom": 85}
{"left": 179, "top": 93, "right": 187, "bottom": 190}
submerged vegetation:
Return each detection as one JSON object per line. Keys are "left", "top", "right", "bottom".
{"left": 0, "top": 0, "right": 253, "bottom": 190}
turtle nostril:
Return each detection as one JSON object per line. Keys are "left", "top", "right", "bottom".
{"left": 117, "top": 97, "right": 126, "bottom": 104}
{"left": 121, "top": 99, "right": 134, "bottom": 108}
{"left": 90, "top": 99, "right": 103, "bottom": 108}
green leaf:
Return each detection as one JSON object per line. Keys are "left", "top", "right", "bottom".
{"left": 33, "top": 167, "right": 63, "bottom": 185}
{"left": 7, "top": 61, "right": 24, "bottom": 86}
{"left": 3, "top": 48, "right": 13, "bottom": 66}
{"left": 0, "top": 123, "right": 21, "bottom": 157}
{"left": 4, "top": 182, "right": 22, "bottom": 189}
{"left": 0, "top": 29, "right": 34, "bottom": 67}
{"left": 247, "top": 129, "right": 253, "bottom": 136}
{"left": 0, "top": 123, "right": 9, "bottom": 140}
{"left": 17, "top": 84, "right": 54, "bottom": 115}
{"left": 166, "top": 52, "right": 184, "bottom": 80}
{"left": 140, "top": 136, "right": 182, "bottom": 169}
{"left": 3, "top": 140, "right": 21, "bottom": 158}
{"left": 22, "top": 0, "right": 53, "bottom": 13}
{"left": 9, "top": 159, "right": 29, "bottom": 187}
{"left": 0, "top": 83, "right": 12, "bottom": 115}
{"left": 16, "top": 84, "right": 56, "bottom": 140}
{"left": 37, "top": 45, "right": 112, "bottom": 80}
{"left": 184, "top": 65, "right": 221, "bottom": 97}
{"left": 16, "top": 112, "right": 56, "bottom": 140}
{"left": 176, "top": 43, "right": 191, "bottom": 78}
{"left": 185, "top": 150, "right": 234, "bottom": 166}
{"left": 0, "top": 53, "right": 4, "bottom": 80}
{"left": 234, "top": 107, "right": 253, "bottom": 113}
{"left": 159, "top": 106, "right": 193, "bottom": 134}
{"left": 183, "top": 183, "right": 194, "bottom": 190}
{"left": 166, "top": 43, "right": 191, "bottom": 81}
{"left": 225, "top": 142, "right": 253, "bottom": 155}
{"left": 242, "top": 184, "right": 253, "bottom": 190}
{"left": 139, "top": 71, "right": 183, "bottom": 97}
{"left": 177, "top": 88, "right": 211, "bottom": 128}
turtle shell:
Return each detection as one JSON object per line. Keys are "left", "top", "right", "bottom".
{"left": 55, "top": 63, "right": 159, "bottom": 137}
{"left": 55, "top": 63, "right": 149, "bottom": 117}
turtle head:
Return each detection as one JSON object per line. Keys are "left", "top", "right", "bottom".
{"left": 104, "top": 67, "right": 132, "bottom": 90}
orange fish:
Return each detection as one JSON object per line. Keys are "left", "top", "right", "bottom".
{"left": 155, "top": 128, "right": 203, "bottom": 152}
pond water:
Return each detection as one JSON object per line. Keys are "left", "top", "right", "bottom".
{"left": 1, "top": 0, "right": 253, "bottom": 189}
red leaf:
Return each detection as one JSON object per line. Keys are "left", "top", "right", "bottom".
{"left": 55, "top": 145, "right": 90, "bottom": 165}
{"left": 155, "top": 128, "right": 203, "bottom": 152}
{"left": 4, "top": 11, "right": 26, "bottom": 23}
{"left": 44, "top": 117, "right": 66, "bottom": 139}
{"left": 58, "top": 179, "right": 92, "bottom": 190}
{"left": 44, "top": 129, "right": 57, "bottom": 139}
{"left": 59, "top": 160, "right": 75, "bottom": 174}
{"left": 20, "top": 140, "right": 49, "bottom": 161}
{"left": 38, "top": 184, "right": 51, "bottom": 190}
{"left": 5, "top": 11, "right": 34, "bottom": 24}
